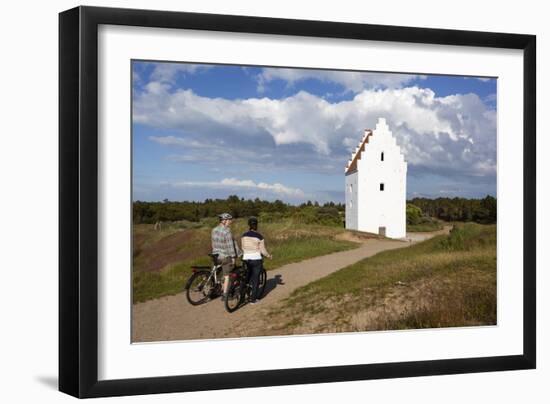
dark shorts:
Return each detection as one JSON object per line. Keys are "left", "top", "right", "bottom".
{"left": 220, "top": 256, "right": 235, "bottom": 276}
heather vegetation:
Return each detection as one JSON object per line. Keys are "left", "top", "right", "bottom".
{"left": 259, "top": 223, "right": 496, "bottom": 335}
{"left": 132, "top": 219, "right": 356, "bottom": 303}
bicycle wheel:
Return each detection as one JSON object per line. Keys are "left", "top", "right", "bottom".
{"left": 185, "top": 270, "right": 213, "bottom": 305}
{"left": 224, "top": 281, "right": 243, "bottom": 313}
{"left": 257, "top": 269, "right": 267, "bottom": 299}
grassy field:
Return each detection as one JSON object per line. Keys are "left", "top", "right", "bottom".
{"left": 132, "top": 219, "right": 357, "bottom": 303}
{"left": 407, "top": 217, "right": 444, "bottom": 232}
{"left": 260, "top": 222, "right": 496, "bottom": 335}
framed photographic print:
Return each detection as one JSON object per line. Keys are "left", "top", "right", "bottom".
{"left": 59, "top": 5, "right": 536, "bottom": 398}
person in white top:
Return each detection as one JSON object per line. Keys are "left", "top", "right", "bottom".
{"left": 240, "top": 217, "right": 272, "bottom": 304}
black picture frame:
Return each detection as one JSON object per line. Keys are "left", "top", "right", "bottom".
{"left": 59, "top": 5, "right": 536, "bottom": 398}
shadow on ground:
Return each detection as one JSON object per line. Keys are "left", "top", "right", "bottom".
{"left": 263, "top": 274, "right": 285, "bottom": 298}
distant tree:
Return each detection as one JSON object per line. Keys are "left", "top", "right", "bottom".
{"left": 408, "top": 195, "right": 496, "bottom": 225}
{"left": 406, "top": 203, "right": 423, "bottom": 225}
{"left": 481, "top": 195, "right": 497, "bottom": 223}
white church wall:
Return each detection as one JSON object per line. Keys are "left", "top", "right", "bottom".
{"left": 345, "top": 171, "right": 358, "bottom": 230}
{"left": 345, "top": 118, "right": 407, "bottom": 239}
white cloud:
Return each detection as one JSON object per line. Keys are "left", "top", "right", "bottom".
{"left": 149, "top": 63, "right": 211, "bottom": 84}
{"left": 134, "top": 84, "right": 496, "bottom": 179}
{"left": 173, "top": 178, "right": 305, "bottom": 198}
{"left": 463, "top": 77, "right": 494, "bottom": 83}
{"left": 484, "top": 93, "right": 497, "bottom": 104}
{"left": 149, "top": 135, "right": 208, "bottom": 148}
{"left": 256, "top": 68, "right": 425, "bottom": 93}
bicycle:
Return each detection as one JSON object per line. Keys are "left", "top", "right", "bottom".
{"left": 185, "top": 253, "right": 224, "bottom": 305}
{"left": 224, "top": 261, "right": 267, "bottom": 313}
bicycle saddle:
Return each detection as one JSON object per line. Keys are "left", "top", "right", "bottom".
{"left": 208, "top": 253, "right": 220, "bottom": 264}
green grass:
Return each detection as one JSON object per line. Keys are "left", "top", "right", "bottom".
{"left": 407, "top": 217, "right": 444, "bottom": 232}
{"left": 132, "top": 219, "right": 357, "bottom": 303}
{"left": 267, "top": 223, "right": 496, "bottom": 333}
{"left": 264, "top": 236, "right": 354, "bottom": 270}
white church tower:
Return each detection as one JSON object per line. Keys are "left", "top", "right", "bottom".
{"left": 345, "top": 118, "right": 407, "bottom": 239}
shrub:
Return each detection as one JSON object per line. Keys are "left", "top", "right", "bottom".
{"left": 259, "top": 211, "right": 285, "bottom": 223}
{"left": 407, "top": 204, "right": 423, "bottom": 225}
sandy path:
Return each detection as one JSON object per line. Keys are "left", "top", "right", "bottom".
{"left": 405, "top": 226, "right": 451, "bottom": 243}
{"left": 132, "top": 228, "right": 450, "bottom": 342}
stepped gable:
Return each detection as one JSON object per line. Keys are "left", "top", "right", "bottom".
{"left": 345, "top": 129, "right": 372, "bottom": 174}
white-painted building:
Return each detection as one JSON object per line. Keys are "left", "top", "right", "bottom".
{"left": 345, "top": 118, "right": 407, "bottom": 239}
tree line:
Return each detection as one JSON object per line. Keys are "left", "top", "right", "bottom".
{"left": 133, "top": 194, "right": 496, "bottom": 226}
{"left": 408, "top": 195, "right": 496, "bottom": 224}
{"left": 133, "top": 196, "right": 345, "bottom": 226}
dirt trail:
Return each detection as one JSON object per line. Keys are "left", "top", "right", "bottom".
{"left": 132, "top": 227, "right": 450, "bottom": 342}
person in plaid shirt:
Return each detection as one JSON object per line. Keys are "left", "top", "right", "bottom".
{"left": 211, "top": 213, "right": 241, "bottom": 298}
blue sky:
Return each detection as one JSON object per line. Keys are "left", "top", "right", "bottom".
{"left": 132, "top": 61, "right": 497, "bottom": 203}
